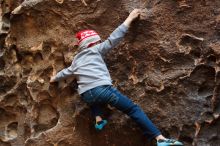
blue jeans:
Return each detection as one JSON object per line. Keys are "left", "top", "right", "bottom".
{"left": 81, "top": 85, "right": 161, "bottom": 140}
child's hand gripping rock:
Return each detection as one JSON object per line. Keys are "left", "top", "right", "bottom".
{"left": 123, "top": 9, "right": 141, "bottom": 27}
{"left": 123, "top": 8, "right": 152, "bottom": 27}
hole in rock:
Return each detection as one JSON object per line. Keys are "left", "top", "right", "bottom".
{"left": 39, "top": 66, "right": 53, "bottom": 81}
{"left": 209, "top": 135, "right": 220, "bottom": 146}
{"left": 42, "top": 44, "right": 51, "bottom": 57}
{"left": 0, "top": 58, "right": 5, "bottom": 70}
{"left": 22, "top": 66, "right": 33, "bottom": 75}
{"left": 179, "top": 34, "right": 203, "bottom": 46}
{"left": 6, "top": 122, "right": 18, "bottom": 140}
{"left": 36, "top": 91, "right": 51, "bottom": 102}
{"left": 3, "top": 94, "right": 18, "bottom": 106}
{"left": 0, "top": 76, "right": 17, "bottom": 95}
{"left": 179, "top": 136, "right": 193, "bottom": 144}
{"left": 0, "top": 108, "right": 16, "bottom": 123}
{"left": 196, "top": 117, "right": 220, "bottom": 145}
{"left": 0, "top": 140, "right": 11, "bottom": 146}
{"left": 34, "top": 52, "right": 43, "bottom": 63}
{"left": 198, "top": 86, "right": 213, "bottom": 98}
{"left": 189, "top": 65, "right": 215, "bottom": 84}
{"left": 2, "top": 13, "right": 10, "bottom": 31}
{"left": 34, "top": 104, "right": 59, "bottom": 133}
{"left": 179, "top": 124, "right": 195, "bottom": 144}
{"left": 23, "top": 124, "right": 31, "bottom": 139}
{"left": 203, "top": 95, "right": 212, "bottom": 107}
{"left": 207, "top": 54, "right": 216, "bottom": 63}
{"left": 169, "top": 53, "right": 194, "bottom": 68}
{"left": 0, "top": 34, "right": 7, "bottom": 49}
{"left": 190, "top": 47, "right": 201, "bottom": 58}
{"left": 7, "top": 46, "right": 19, "bottom": 63}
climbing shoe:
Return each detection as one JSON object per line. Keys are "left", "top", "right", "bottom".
{"left": 157, "top": 139, "right": 183, "bottom": 146}
{"left": 95, "top": 120, "right": 108, "bottom": 131}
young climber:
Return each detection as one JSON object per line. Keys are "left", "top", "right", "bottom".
{"left": 50, "top": 9, "right": 183, "bottom": 146}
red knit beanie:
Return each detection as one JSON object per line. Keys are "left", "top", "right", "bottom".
{"left": 75, "top": 30, "right": 101, "bottom": 49}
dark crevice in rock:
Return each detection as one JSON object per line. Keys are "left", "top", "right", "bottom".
{"left": 0, "top": 75, "right": 17, "bottom": 95}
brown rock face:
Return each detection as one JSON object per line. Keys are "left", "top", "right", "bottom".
{"left": 0, "top": 0, "right": 220, "bottom": 146}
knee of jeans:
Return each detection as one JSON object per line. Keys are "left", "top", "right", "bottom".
{"left": 123, "top": 104, "right": 139, "bottom": 114}
{"left": 108, "top": 93, "right": 119, "bottom": 106}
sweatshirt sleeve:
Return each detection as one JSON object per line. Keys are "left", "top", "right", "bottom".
{"left": 54, "top": 65, "right": 75, "bottom": 82}
{"left": 97, "top": 24, "right": 128, "bottom": 55}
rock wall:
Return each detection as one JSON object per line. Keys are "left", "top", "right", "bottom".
{"left": 0, "top": 0, "right": 220, "bottom": 146}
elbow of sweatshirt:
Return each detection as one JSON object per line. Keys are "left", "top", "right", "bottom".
{"left": 119, "top": 23, "right": 129, "bottom": 33}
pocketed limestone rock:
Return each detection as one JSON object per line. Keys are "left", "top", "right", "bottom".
{"left": 0, "top": 0, "right": 220, "bottom": 146}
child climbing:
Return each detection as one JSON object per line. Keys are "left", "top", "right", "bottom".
{"left": 50, "top": 9, "right": 183, "bottom": 146}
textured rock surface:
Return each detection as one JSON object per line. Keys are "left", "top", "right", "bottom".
{"left": 0, "top": 0, "right": 220, "bottom": 146}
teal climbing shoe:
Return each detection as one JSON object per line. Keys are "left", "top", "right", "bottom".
{"left": 95, "top": 120, "right": 108, "bottom": 131}
{"left": 157, "top": 139, "right": 183, "bottom": 146}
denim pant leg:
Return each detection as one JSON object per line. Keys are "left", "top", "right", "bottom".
{"left": 91, "top": 104, "right": 103, "bottom": 118}
{"left": 92, "top": 85, "right": 161, "bottom": 140}
{"left": 110, "top": 87, "right": 161, "bottom": 140}
{"left": 81, "top": 91, "right": 103, "bottom": 118}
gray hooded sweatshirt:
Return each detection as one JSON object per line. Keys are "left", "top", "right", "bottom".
{"left": 54, "top": 24, "right": 128, "bottom": 94}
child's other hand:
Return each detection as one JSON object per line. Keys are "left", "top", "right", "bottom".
{"left": 50, "top": 75, "right": 56, "bottom": 83}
